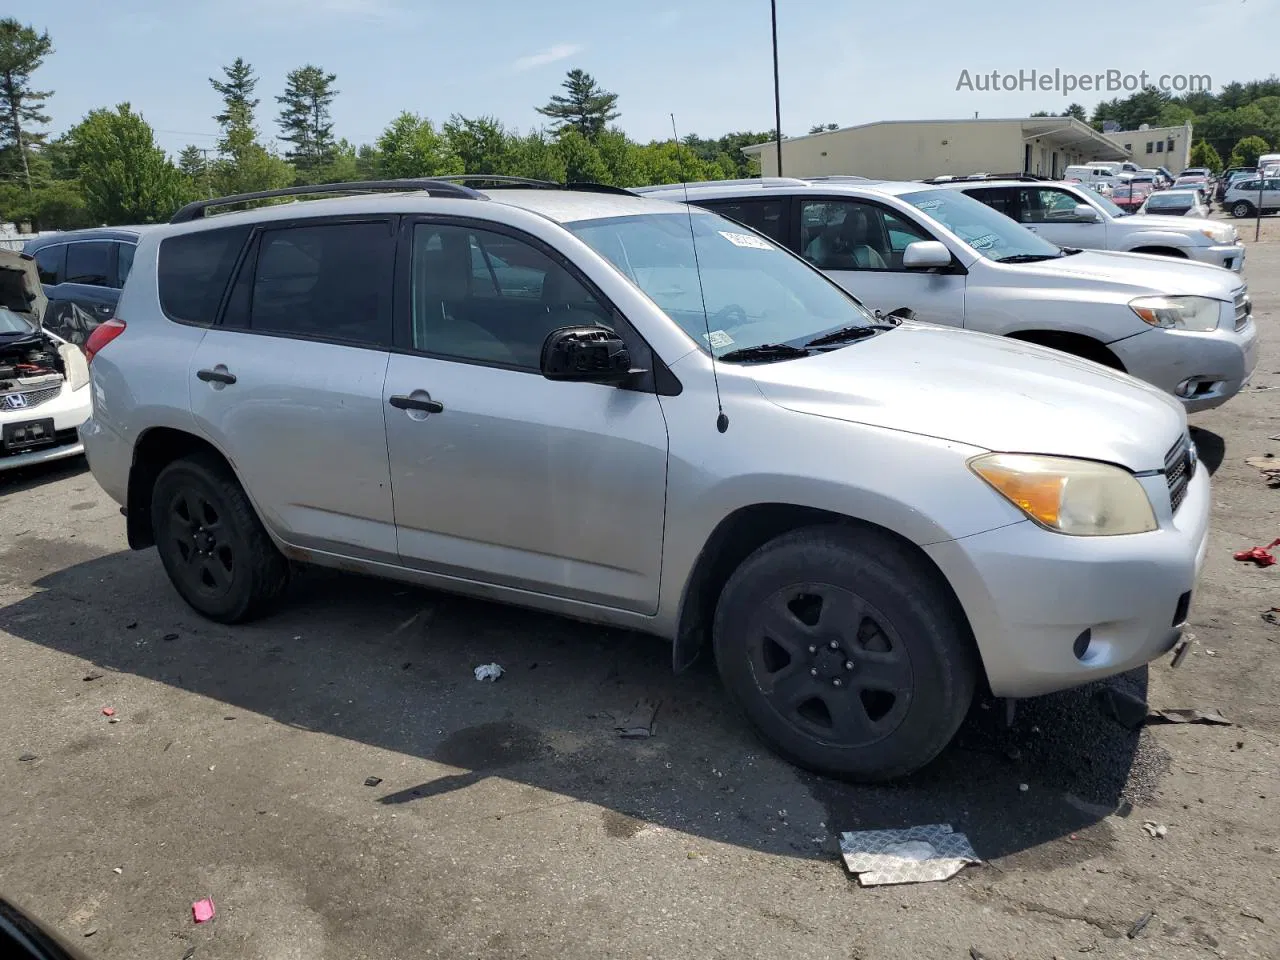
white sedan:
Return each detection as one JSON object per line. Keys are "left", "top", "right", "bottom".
{"left": 1, "top": 250, "right": 92, "bottom": 471}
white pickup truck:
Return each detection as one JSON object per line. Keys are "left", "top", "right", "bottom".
{"left": 945, "top": 177, "right": 1245, "bottom": 272}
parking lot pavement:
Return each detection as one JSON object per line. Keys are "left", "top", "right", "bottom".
{"left": 2, "top": 251, "right": 1278, "bottom": 960}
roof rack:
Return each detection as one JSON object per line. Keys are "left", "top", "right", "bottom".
{"left": 804, "top": 175, "right": 873, "bottom": 182}
{"left": 430, "top": 175, "right": 638, "bottom": 197}
{"left": 919, "top": 173, "right": 1054, "bottom": 185}
{"left": 631, "top": 177, "right": 810, "bottom": 193}
{"left": 168, "top": 178, "right": 486, "bottom": 224}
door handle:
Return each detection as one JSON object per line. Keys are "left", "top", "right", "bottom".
{"left": 389, "top": 395, "right": 444, "bottom": 414}
{"left": 197, "top": 368, "right": 237, "bottom": 385}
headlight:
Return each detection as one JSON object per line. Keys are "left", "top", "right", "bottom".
{"left": 1199, "top": 226, "right": 1233, "bottom": 244}
{"left": 1129, "top": 295, "right": 1220, "bottom": 332}
{"left": 969, "top": 453, "right": 1157, "bottom": 536}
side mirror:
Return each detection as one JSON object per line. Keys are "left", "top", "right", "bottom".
{"left": 540, "top": 326, "right": 633, "bottom": 384}
{"left": 901, "top": 240, "right": 952, "bottom": 270}
{"left": 1074, "top": 204, "right": 1101, "bottom": 222}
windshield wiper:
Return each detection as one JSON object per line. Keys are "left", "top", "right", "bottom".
{"left": 994, "top": 253, "right": 1063, "bottom": 263}
{"left": 805, "top": 324, "right": 893, "bottom": 348}
{"left": 1060, "top": 246, "right": 1084, "bottom": 256}
{"left": 718, "top": 343, "right": 811, "bottom": 363}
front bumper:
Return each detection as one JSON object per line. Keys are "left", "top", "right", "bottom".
{"left": 1187, "top": 242, "right": 1246, "bottom": 272}
{"left": 0, "top": 383, "right": 91, "bottom": 473}
{"left": 925, "top": 459, "right": 1210, "bottom": 698}
{"left": 1109, "top": 313, "right": 1259, "bottom": 413}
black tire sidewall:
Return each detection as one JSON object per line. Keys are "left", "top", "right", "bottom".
{"left": 151, "top": 459, "right": 262, "bottom": 622}
{"left": 713, "top": 529, "right": 975, "bottom": 781}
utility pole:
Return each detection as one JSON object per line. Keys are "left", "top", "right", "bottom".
{"left": 771, "top": 0, "right": 783, "bottom": 177}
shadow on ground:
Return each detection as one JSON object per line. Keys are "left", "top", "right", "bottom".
{"left": 0, "top": 457, "right": 89, "bottom": 495}
{"left": 0, "top": 544, "right": 1159, "bottom": 864}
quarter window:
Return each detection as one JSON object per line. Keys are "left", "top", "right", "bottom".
{"left": 411, "top": 222, "right": 611, "bottom": 370}
{"left": 698, "top": 199, "right": 787, "bottom": 244}
{"left": 114, "top": 242, "right": 136, "bottom": 288}
{"left": 65, "top": 242, "right": 112, "bottom": 286}
{"left": 158, "top": 225, "right": 251, "bottom": 326}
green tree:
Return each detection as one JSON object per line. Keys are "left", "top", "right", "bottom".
{"left": 69, "top": 103, "right": 186, "bottom": 223}
{"left": 211, "top": 142, "right": 294, "bottom": 196}
{"left": 1156, "top": 103, "right": 1195, "bottom": 127}
{"left": 442, "top": 115, "right": 512, "bottom": 174}
{"left": 596, "top": 127, "right": 644, "bottom": 185}
{"left": 0, "top": 18, "right": 53, "bottom": 188}
{"left": 210, "top": 57, "right": 259, "bottom": 154}
{"left": 178, "top": 145, "right": 207, "bottom": 179}
{"left": 314, "top": 138, "right": 361, "bottom": 183}
{"left": 374, "top": 112, "right": 458, "bottom": 178}
{"left": 536, "top": 69, "right": 619, "bottom": 140}
{"left": 505, "top": 130, "right": 565, "bottom": 182}
{"left": 1063, "top": 103, "right": 1087, "bottom": 121}
{"left": 555, "top": 128, "right": 609, "bottom": 182}
{"left": 1188, "top": 140, "right": 1222, "bottom": 173}
{"left": 1229, "top": 134, "right": 1271, "bottom": 168}
{"left": 276, "top": 64, "right": 339, "bottom": 178}
{"left": 0, "top": 179, "right": 89, "bottom": 230}
{"left": 807, "top": 123, "right": 839, "bottom": 134}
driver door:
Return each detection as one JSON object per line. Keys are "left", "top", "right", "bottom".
{"left": 793, "top": 198, "right": 965, "bottom": 327}
{"left": 1016, "top": 187, "right": 1104, "bottom": 249}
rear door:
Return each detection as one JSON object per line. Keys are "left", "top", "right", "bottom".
{"left": 791, "top": 196, "right": 966, "bottom": 325}
{"left": 187, "top": 215, "right": 399, "bottom": 561}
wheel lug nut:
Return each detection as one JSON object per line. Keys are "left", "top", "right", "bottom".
{"left": 829, "top": 641, "right": 839, "bottom": 650}
{"left": 808, "top": 645, "right": 817, "bottom": 654}
{"left": 809, "top": 668, "right": 818, "bottom": 677}
{"left": 832, "top": 678, "right": 843, "bottom": 688}
{"left": 845, "top": 661, "right": 854, "bottom": 670}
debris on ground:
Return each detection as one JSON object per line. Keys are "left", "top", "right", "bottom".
{"left": 191, "top": 899, "right": 215, "bottom": 924}
{"left": 1142, "top": 821, "right": 1168, "bottom": 839}
{"left": 101, "top": 707, "right": 115, "bottom": 717}
{"left": 1244, "top": 456, "right": 1280, "bottom": 488}
{"left": 182, "top": 947, "right": 196, "bottom": 960}
{"left": 613, "top": 698, "right": 662, "bottom": 739}
{"left": 18, "top": 753, "right": 37, "bottom": 762}
{"left": 163, "top": 633, "right": 179, "bottom": 642}
{"left": 969, "top": 949, "right": 988, "bottom": 960}
{"left": 1147, "top": 707, "right": 1231, "bottom": 726}
{"left": 125, "top": 621, "right": 137, "bottom": 630}
{"left": 1240, "top": 909, "right": 1264, "bottom": 923}
{"left": 1092, "top": 685, "right": 1148, "bottom": 731}
{"left": 1018, "top": 783, "right": 1029, "bottom": 792}
{"left": 1263, "top": 608, "right": 1280, "bottom": 626}
{"left": 82, "top": 926, "right": 97, "bottom": 938}
{"left": 473, "top": 663, "right": 504, "bottom": 682}
{"left": 82, "top": 672, "right": 104, "bottom": 682}
{"left": 1171, "top": 639, "right": 1192, "bottom": 668}
{"left": 111, "top": 868, "right": 122, "bottom": 875}
{"left": 1127, "top": 910, "right": 1154, "bottom": 939}
{"left": 838, "top": 824, "right": 979, "bottom": 886}
{"left": 1234, "top": 538, "right": 1280, "bottom": 567}
{"left": 364, "top": 776, "right": 382, "bottom": 787}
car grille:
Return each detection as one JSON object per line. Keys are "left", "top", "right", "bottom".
{"left": 1165, "top": 433, "right": 1195, "bottom": 514}
{"left": 1233, "top": 288, "right": 1252, "bottom": 331}
{"left": 1, "top": 384, "right": 62, "bottom": 410}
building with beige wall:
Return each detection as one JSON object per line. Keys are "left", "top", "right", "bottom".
{"left": 1105, "top": 123, "right": 1194, "bottom": 175}
{"left": 742, "top": 117, "right": 1130, "bottom": 180}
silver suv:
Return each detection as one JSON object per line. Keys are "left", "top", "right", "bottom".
{"left": 636, "top": 178, "right": 1257, "bottom": 412}
{"left": 81, "top": 178, "right": 1209, "bottom": 782}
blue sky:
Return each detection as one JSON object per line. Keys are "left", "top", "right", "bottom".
{"left": 30, "top": 0, "right": 1278, "bottom": 158}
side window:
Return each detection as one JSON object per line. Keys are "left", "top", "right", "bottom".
{"left": 1018, "top": 189, "right": 1085, "bottom": 223}
{"left": 963, "top": 188, "right": 1019, "bottom": 220}
{"left": 34, "top": 244, "right": 64, "bottom": 285}
{"left": 410, "top": 222, "right": 611, "bottom": 370}
{"left": 798, "top": 200, "right": 922, "bottom": 271}
{"left": 158, "top": 225, "right": 252, "bottom": 326}
{"left": 65, "top": 242, "right": 112, "bottom": 286}
{"left": 699, "top": 199, "right": 786, "bottom": 245}
{"left": 114, "top": 242, "right": 136, "bottom": 288}
{"left": 248, "top": 220, "right": 394, "bottom": 347}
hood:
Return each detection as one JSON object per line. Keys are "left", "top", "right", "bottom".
{"left": 749, "top": 323, "right": 1186, "bottom": 472}
{"left": 0, "top": 250, "right": 48, "bottom": 332}
{"left": 1122, "top": 212, "right": 1229, "bottom": 234}
{"left": 1012, "top": 249, "right": 1240, "bottom": 300}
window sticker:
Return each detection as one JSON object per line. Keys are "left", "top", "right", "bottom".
{"left": 702, "top": 329, "right": 735, "bottom": 348}
{"left": 719, "top": 230, "right": 774, "bottom": 250}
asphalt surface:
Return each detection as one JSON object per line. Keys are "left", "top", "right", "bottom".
{"left": 2, "top": 237, "right": 1278, "bottom": 960}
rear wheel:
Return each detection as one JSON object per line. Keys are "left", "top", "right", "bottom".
{"left": 150, "top": 453, "right": 289, "bottom": 623}
{"left": 712, "top": 526, "right": 977, "bottom": 782}
{"left": 1231, "top": 200, "right": 1255, "bottom": 219}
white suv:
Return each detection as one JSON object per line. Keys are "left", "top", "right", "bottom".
{"left": 947, "top": 177, "right": 1244, "bottom": 271}
{"left": 81, "top": 178, "right": 1209, "bottom": 782}
{"left": 637, "top": 177, "right": 1256, "bottom": 411}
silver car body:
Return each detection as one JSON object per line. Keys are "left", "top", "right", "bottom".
{"left": 638, "top": 179, "right": 1257, "bottom": 412}
{"left": 83, "top": 188, "right": 1208, "bottom": 699}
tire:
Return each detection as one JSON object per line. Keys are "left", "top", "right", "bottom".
{"left": 150, "top": 453, "right": 290, "bottom": 623}
{"left": 712, "top": 525, "right": 977, "bottom": 782}
{"left": 1231, "top": 201, "right": 1254, "bottom": 219}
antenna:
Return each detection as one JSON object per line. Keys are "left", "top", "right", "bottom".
{"left": 671, "top": 113, "right": 729, "bottom": 434}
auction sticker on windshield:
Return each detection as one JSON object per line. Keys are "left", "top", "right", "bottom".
{"left": 703, "top": 330, "right": 735, "bottom": 348}
{"left": 720, "top": 231, "right": 774, "bottom": 250}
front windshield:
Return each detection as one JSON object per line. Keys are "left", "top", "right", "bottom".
{"left": 0, "top": 305, "right": 36, "bottom": 335}
{"left": 899, "top": 188, "right": 1063, "bottom": 261}
{"left": 1084, "top": 189, "right": 1128, "bottom": 217}
{"left": 566, "top": 212, "right": 878, "bottom": 357}
{"left": 1145, "top": 194, "right": 1192, "bottom": 210}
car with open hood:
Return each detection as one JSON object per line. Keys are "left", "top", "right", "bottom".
{"left": 0, "top": 250, "right": 92, "bottom": 471}
{"left": 81, "top": 177, "right": 1208, "bottom": 782}
{"left": 637, "top": 177, "right": 1255, "bottom": 412}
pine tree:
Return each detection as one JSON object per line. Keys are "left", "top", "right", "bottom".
{"left": 210, "top": 57, "right": 259, "bottom": 155}
{"left": 276, "top": 64, "right": 339, "bottom": 178}
{"left": 536, "top": 69, "right": 619, "bottom": 141}
{"left": 0, "top": 18, "right": 54, "bottom": 188}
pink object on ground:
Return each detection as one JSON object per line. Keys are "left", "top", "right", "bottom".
{"left": 101, "top": 707, "right": 115, "bottom": 717}
{"left": 192, "top": 899, "right": 215, "bottom": 924}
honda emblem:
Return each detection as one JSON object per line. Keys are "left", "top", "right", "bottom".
{"left": 3, "top": 393, "right": 28, "bottom": 409}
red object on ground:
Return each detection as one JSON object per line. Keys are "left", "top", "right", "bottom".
{"left": 101, "top": 707, "right": 115, "bottom": 717}
{"left": 192, "top": 899, "right": 215, "bottom": 924}
{"left": 1234, "top": 539, "right": 1280, "bottom": 567}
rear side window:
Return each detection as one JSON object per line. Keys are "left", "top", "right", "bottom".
{"left": 158, "top": 226, "right": 251, "bottom": 326}
{"left": 114, "top": 242, "right": 136, "bottom": 288}
{"left": 65, "top": 241, "right": 113, "bottom": 286}
{"left": 33, "top": 244, "right": 64, "bottom": 285}
{"left": 698, "top": 199, "right": 787, "bottom": 245}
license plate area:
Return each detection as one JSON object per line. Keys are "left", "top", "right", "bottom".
{"left": 2, "top": 417, "right": 57, "bottom": 453}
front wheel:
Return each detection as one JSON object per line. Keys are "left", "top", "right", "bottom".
{"left": 713, "top": 526, "right": 977, "bottom": 782}
{"left": 1231, "top": 200, "right": 1255, "bottom": 218}
{"left": 150, "top": 453, "right": 290, "bottom": 623}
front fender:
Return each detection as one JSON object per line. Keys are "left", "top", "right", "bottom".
{"left": 1118, "top": 230, "right": 1196, "bottom": 254}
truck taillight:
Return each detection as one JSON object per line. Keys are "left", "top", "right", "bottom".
{"left": 84, "top": 318, "right": 126, "bottom": 366}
